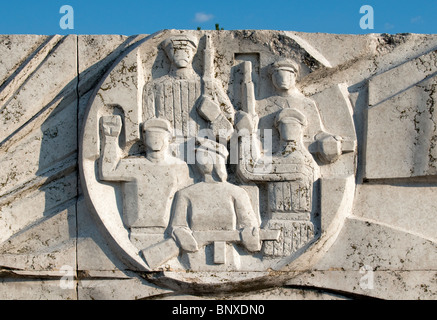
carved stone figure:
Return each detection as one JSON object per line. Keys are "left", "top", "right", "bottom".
{"left": 255, "top": 59, "right": 353, "bottom": 163}
{"left": 80, "top": 30, "right": 357, "bottom": 284}
{"left": 234, "top": 58, "right": 356, "bottom": 257}
{"left": 237, "top": 108, "right": 318, "bottom": 256}
{"left": 143, "top": 34, "right": 234, "bottom": 141}
{"left": 169, "top": 138, "right": 279, "bottom": 270}
{"left": 99, "top": 116, "right": 191, "bottom": 249}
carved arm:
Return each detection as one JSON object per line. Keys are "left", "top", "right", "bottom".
{"left": 315, "top": 132, "right": 357, "bottom": 164}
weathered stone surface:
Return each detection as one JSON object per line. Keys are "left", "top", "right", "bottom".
{"left": 366, "top": 63, "right": 437, "bottom": 179}
{"left": 0, "top": 30, "right": 436, "bottom": 300}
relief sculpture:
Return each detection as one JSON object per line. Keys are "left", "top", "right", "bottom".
{"left": 80, "top": 30, "right": 357, "bottom": 284}
{"left": 143, "top": 34, "right": 234, "bottom": 142}
{"left": 236, "top": 59, "right": 355, "bottom": 257}
{"left": 1, "top": 29, "right": 433, "bottom": 299}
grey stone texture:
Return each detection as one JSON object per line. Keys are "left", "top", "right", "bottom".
{"left": 0, "top": 30, "right": 436, "bottom": 300}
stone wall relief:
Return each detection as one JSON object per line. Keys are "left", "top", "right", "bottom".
{"left": 79, "top": 30, "right": 357, "bottom": 286}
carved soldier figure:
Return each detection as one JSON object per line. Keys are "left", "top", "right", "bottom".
{"left": 257, "top": 59, "right": 352, "bottom": 163}
{"left": 143, "top": 34, "right": 234, "bottom": 142}
{"left": 237, "top": 108, "right": 318, "bottom": 257}
{"left": 270, "top": 60, "right": 344, "bottom": 163}
{"left": 99, "top": 116, "right": 191, "bottom": 249}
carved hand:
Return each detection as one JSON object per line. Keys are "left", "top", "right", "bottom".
{"left": 172, "top": 227, "right": 199, "bottom": 253}
{"left": 235, "top": 111, "right": 258, "bottom": 134}
{"left": 197, "top": 96, "right": 221, "bottom": 122}
{"left": 241, "top": 226, "right": 261, "bottom": 252}
{"left": 101, "top": 115, "right": 122, "bottom": 138}
{"left": 316, "top": 134, "right": 342, "bottom": 164}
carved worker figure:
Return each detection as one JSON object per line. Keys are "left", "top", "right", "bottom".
{"left": 253, "top": 59, "right": 353, "bottom": 164}
{"left": 143, "top": 34, "right": 234, "bottom": 142}
{"left": 99, "top": 116, "right": 191, "bottom": 249}
{"left": 237, "top": 108, "right": 319, "bottom": 257}
{"left": 168, "top": 138, "right": 265, "bottom": 271}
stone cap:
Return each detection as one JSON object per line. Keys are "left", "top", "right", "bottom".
{"left": 142, "top": 117, "right": 172, "bottom": 133}
{"left": 162, "top": 34, "right": 198, "bottom": 51}
{"left": 269, "top": 59, "right": 300, "bottom": 76}
{"left": 195, "top": 137, "right": 229, "bottom": 160}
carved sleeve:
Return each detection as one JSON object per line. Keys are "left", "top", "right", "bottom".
{"left": 99, "top": 140, "right": 135, "bottom": 182}
{"left": 169, "top": 191, "right": 199, "bottom": 251}
{"left": 169, "top": 191, "right": 190, "bottom": 230}
{"left": 233, "top": 187, "right": 260, "bottom": 230}
{"left": 214, "top": 80, "right": 235, "bottom": 122}
{"left": 176, "top": 163, "right": 191, "bottom": 189}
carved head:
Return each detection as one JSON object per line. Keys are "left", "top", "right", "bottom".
{"left": 269, "top": 60, "right": 300, "bottom": 91}
{"left": 275, "top": 108, "right": 307, "bottom": 142}
{"left": 163, "top": 35, "right": 198, "bottom": 68}
{"left": 142, "top": 118, "right": 172, "bottom": 152}
{"left": 195, "top": 138, "right": 228, "bottom": 181}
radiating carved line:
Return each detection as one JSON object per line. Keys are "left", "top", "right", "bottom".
{"left": 285, "top": 32, "right": 333, "bottom": 68}
{"left": 0, "top": 241, "right": 76, "bottom": 272}
{"left": 0, "top": 153, "right": 77, "bottom": 205}
{"left": 0, "top": 81, "right": 77, "bottom": 149}
{"left": 0, "top": 268, "right": 73, "bottom": 279}
{"left": 0, "top": 36, "right": 49, "bottom": 89}
{"left": 0, "top": 37, "right": 48, "bottom": 88}
{"left": 0, "top": 35, "right": 63, "bottom": 111}
{"left": 0, "top": 198, "right": 76, "bottom": 249}
{"left": 368, "top": 70, "right": 437, "bottom": 109}
{"left": 78, "top": 35, "right": 146, "bottom": 96}
{"left": 300, "top": 43, "right": 437, "bottom": 97}
{"left": 349, "top": 215, "right": 437, "bottom": 244}
{"left": 0, "top": 36, "right": 75, "bottom": 148}
{"left": 1, "top": 35, "right": 144, "bottom": 154}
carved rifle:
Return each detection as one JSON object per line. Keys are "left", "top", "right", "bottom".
{"left": 141, "top": 228, "right": 280, "bottom": 269}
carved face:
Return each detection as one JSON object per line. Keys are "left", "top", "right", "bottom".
{"left": 279, "top": 119, "right": 303, "bottom": 142}
{"left": 144, "top": 129, "right": 169, "bottom": 152}
{"left": 272, "top": 69, "right": 296, "bottom": 90}
{"left": 196, "top": 150, "right": 214, "bottom": 174}
{"left": 167, "top": 44, "right": 195, "bottom": 68}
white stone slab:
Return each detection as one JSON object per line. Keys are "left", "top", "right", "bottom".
{"left": 0, "top": 31, "right": 435, "bottom": 300}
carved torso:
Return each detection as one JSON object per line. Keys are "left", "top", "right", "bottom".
{"left": 143, "top": 75, "right": 205, "bottom": 138}
{"left": 170, "top": 181, "right": 259, "bottom": 232}
{"left": 117, "top": 156, "right": 191, "bottom": 229}
{"left": 258, "top": 93, "right": 325, "bottom": 146}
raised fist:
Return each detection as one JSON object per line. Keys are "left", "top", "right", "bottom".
{"left": 101, "top": 115, "right": 122, "bottom": 138}
{"left": 316, "top": 133, "right": 342, "bottom": 164}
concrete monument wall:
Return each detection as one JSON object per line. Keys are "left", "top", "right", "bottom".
{"left": 0, "top": 30, "right": 436, "bottom": 300}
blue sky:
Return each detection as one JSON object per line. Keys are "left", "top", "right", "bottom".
{"left": 0, "top": 0, "right": 435, "bottom": 35}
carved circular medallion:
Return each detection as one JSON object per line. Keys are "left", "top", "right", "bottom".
{"left": 79, "top": 30, "right": 357, "bottom": 291}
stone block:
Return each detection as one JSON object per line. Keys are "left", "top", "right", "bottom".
{"left": 366, "top": 69, "right": 437, "bottom": 179}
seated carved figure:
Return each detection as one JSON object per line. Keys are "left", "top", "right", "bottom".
{"left": 237, "top": 108, "right": 319, "bottom": 257}
{"left": 258, "top": 59, "right": 346, "bottom": 164}
{"left": 99, "top": 116, "right": 191, "bottom": 249}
